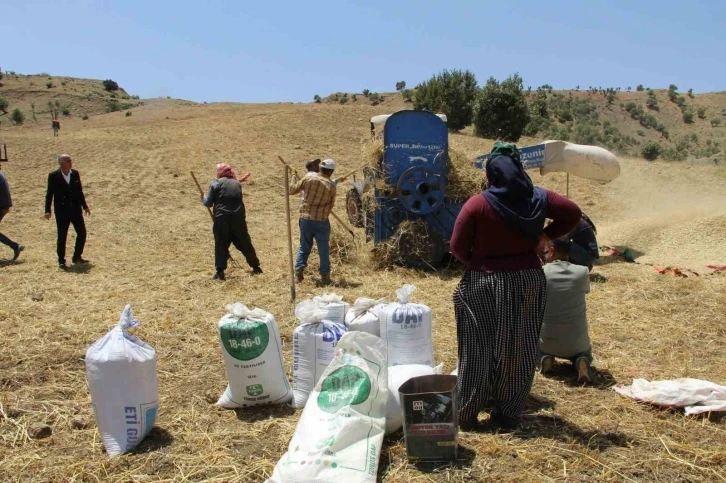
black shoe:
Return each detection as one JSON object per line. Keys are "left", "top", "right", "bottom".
{"left": 59, "top": 262, "right": 68, "bottom": 270}
{"left": 12, "top": 244, "right": 24, "bottom": 261}
{"left": 213, "top": 271, "right": 226, "bottom": 281}
{"left": 252, "top": 266, "right": 263, "bottom": 275}
{"left": 459, "top": 419, "right": 487, "bottom": 432}
{"left": 72, "top": 257, "right": 89, "bottom": 265}
{"left": 490, "top": 411, "right": 519, "bottom": 432}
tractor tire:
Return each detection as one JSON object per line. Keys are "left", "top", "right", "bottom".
{"left": 346, "top": 189, "right": 365, "bottom": 228}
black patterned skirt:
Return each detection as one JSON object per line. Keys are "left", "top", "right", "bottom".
{"left": 453, "top": 268, "right": 547, "bottom": 421}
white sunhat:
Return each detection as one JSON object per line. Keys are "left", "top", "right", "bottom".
{"left": 320, "top": 159, "right": 336, "bottom": 171}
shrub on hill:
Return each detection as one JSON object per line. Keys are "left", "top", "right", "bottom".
{"left": 362, "top": 89, "right": 370, "bottom": 97}
{"left": 395, "top": 81, "right": 406, "bottom": 91}
{"left": 125, "top": 111, "right": 132, "bottom": 117}
{"left": 369, "top": 93, "right": 381, "bottom": 106}
{"left": 313, "top": 94, "right": 321, "bottom": 103}
{"left": 46, "top": 81, "right": 53, "bottom": 89}
{"left": 103, "top": 79, "right": 119, "bottom": 91}
{"left": 682, "top": 109, "right": 694, "bottom": 124}
{"left": 61, "top": 106, "right": 70, "bottom": 116}
{"left": 473, "top": 74, "right": 529, "bottom": 141}
{"left": 711, "top": 118, "right": 721, "bottom": 127}
{"left": 668, "top": 85, "right": 678, "bottom": 102}
{"left": 414, "top": 69, "right": 478, "bottom": 131}
{"left": 688, "top": 88, "right": 694, "bottom": 98}
{"left": 646, "top": 90, "right": 658, "bottom": 109}
{"left": 636, "top": 85, "right": 644, "bottom": 91}
{"left": 0, "top": 98, "right": 8, "bottom": 113}
{"left": 641, "top": 141, "right": 662, "bottom": 161}
{"left": 82, "top": 114, "right": 89, "bottom": 120}
{"left": 401, "top": 89, "right": 413, "bottom": 102}
{"left": 697, "top": 107, "right": 706, "bottom": 119}
{"left": 11, "top": 108, "right": 25, "bottom": 125}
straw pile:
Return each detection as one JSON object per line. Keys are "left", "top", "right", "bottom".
{"left": 371, "top": 219, "right": 442, "bottom": 270}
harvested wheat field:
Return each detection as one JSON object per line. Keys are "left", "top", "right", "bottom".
{"left": 1, "top": 98, "right": 726, "bottom": 482}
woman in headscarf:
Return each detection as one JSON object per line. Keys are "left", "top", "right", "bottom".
{"left": 450, "top": 142, "right": 582, "bottom": 431}
{"left": 202, "top": 163, "right": 260, "bottom": 280}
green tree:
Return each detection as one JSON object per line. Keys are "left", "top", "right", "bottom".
{"left": 413, "top": 69, "right": 478, "bottom": 131}
{"left": 668, "top": 84, "right": 678, "bottom": 102}
{"left": 103, "top": 79, "right": 119, "bottom": 91}
{"left": 362, "top": 89, "right": 370, "bottom": 97}
{"left": 395, "top": 81, "right": 406, "bottom": 91}
{"left": 646, "top": 91, "right": 658, "bottom": 109}
{"left": 11, "top": 108, "right": 25, "bottom": 125}
{"left": 313, "top": 94, "right": 321, "bottom": 103}
{"left": 688, "top": 88, "right": 694, "bottom": 98}
{"left": 636, "top": 85, "right": 644, "bottom": 91}
{"left": 473, "top": 73, "right": 530, "bottom": 141}
{"left": 641, "top": 141, "right": 662, "bottom": 161}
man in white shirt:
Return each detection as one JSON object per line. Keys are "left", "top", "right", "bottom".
{"left": 539, "top": 240, "right": 594, "bottom": 383}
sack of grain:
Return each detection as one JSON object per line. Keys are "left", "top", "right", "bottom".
{"left": 268, "top": 331, "right": 388, "bottom": 483}
{"left": 292, "top": 300, "right": 348, "bottom": 408}
{"left": 379, "top": 284, "right": 434, "bottom": 367}
{"left": 385, "top": 364, "right": 443, "bottom": 435}
{"left": 85, "top": 305, "right": 158, "bottom": 456}
{"left": 344, "top": 297, "right": 385, "bottom": 336}
{"left": 216, "top": 303, "right": 293, "bottom": 408}
{"left": 312, "top": 292, "right": 350, "bottom": 324}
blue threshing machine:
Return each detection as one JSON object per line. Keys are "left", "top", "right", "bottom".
{"left": 345, "top": 110, "right": 547, "bottom": 268}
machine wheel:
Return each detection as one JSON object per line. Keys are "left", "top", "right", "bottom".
{"left": 346, "top": 189, "right": 365, "bottom": 228}
{"left": 394, "top": 222, "right": 445, "bottom": 270}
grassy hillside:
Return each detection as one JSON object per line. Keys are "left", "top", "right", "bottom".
{"left": 320, "top": 87, "right": 726, "bottom": 163}
{"left": 1, "top": 76, "right": 725, "bottom": 481}
{"left": 0, "top": 73, "right": 140, "bottom": 124}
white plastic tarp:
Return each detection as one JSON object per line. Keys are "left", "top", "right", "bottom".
{"left": 613, "top": 378, "right": 726, "bottom": 415}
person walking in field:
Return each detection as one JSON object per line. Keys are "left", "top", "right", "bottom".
{"left": 202, "top": 163, "right": 261, "bottom": 280}
{"left": 52, "top": 119, "right": 60, "bottom": 137}
{"left": 45, "top": 154, "right": 90, "bottom": 269}
{"left": 0, "top": 161, "right": 24, "bottom": 261}
{"left": 450, "top": 142, "right": 581, "bottom": 431}
{"left": 538, "top": 239, "right": 594, "bottom": 383}
{"left": 289, "top": 158, "right": 337, "bottom": 286}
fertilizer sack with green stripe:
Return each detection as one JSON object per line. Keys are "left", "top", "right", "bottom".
{"left": 216, "top": 303, "right": 292, "bottom": 408}
{"left": 268, "top": 331, "right": 388, "bottom": 483}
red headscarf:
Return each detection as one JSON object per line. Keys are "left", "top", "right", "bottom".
{"left": 216, "top": 163, "right": 237, "bottom": 180}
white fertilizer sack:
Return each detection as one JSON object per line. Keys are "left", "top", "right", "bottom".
{"left": 312, "top": 293, "right": 350, "bottom": 324}
{"left": 293, "top": 300, "right": 348, "bottom": 408}
{"left": 217, "top": 303, "right": 292, "bottom": 408}
{"left": 85, "top": 305, "right": 158, "bottom": 456}
{"left": 268, "top": 331, "right": 388, "bottom": 483}
{"left": 379, "top": 285, "right": 434, "bottom": 367}
{"left": 344, "top": 298, "right": 385, "bottom": 336}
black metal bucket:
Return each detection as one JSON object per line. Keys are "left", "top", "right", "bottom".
{"left": 398, "top": 374, "right": 458, "bottom": 462}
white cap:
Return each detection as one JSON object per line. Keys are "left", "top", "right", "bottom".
{"left": 320, "top": 159, "right": 336, "bottom": 171}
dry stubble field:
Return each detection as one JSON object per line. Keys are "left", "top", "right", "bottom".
{"left": 1, "top": 99, "right": 726, "bottom": 482}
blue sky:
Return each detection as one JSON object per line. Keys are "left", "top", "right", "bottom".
{"left": 3, "top": 0, "right": 725, "bottom": 103}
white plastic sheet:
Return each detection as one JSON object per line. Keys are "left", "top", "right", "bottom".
{"left": 613, "top": 378, "right": 726, "bottom": 415}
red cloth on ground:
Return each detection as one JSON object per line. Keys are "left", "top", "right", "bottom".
{"left": 450, "top": 190, "right": 582, "bottom": 272}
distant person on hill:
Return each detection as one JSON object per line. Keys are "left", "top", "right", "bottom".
{"left": 289, "top": 159, "right": 337, "bottom": 286}
{"left": 45, "top": 154, "right": 90, "bottom": 269}
{"left": 558, "top": 213, "right": 599, "bottom": 271}
{"left": 202, "top": 163, "right": 261, "bottom": 280}
{"left": 52, "top": 119, "right": 60, "bottom": 137}
{"left": 0, "top": 161, "right": 25, "bottom": 261}
{"left": 539, "top": 239, "right": 594, "bottom": 383}
{"left": 450, "top": 142, "right": 581, "bottom": 431}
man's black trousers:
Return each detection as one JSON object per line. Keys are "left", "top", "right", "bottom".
{"left": 213, "top": 212, "right": 259, "bottom": 271}
{"left": 56, "top": 211, "right": 86, "bottom": 264}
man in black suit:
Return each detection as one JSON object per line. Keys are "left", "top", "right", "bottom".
{"left": 45, "top": 154, "right": 91, "bottom": 269}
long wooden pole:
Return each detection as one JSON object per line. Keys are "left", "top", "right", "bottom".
{"left": 284, "top": 167, "right": 296, "bottom": 303}
{"left": 566, "top": 173, "right": 571, "bottom": 198}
